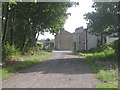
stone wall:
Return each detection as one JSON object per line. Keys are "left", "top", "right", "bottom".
{"left": 55, "top": 28, "right": 98, "bottom": 51}
{"left": 73, "top": 27, "right": 86, "bottom": 51}
{"left": 87, "top": 33, "right": 98, "bottom": 50}
{"left": 55, "top": 30, "right": 74, "bottom": 50}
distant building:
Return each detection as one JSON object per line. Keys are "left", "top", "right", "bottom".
{"left": 55, "top": 30, "right": 74, "bottom": 50}
{"left": 54, "top": 27, "right": 118, "bottom": 51}
{"left": 73, "top": 27, "right": 98, "bottom": 51}
{"left": 73, "top": 27, "right": 86, "bottom": 51}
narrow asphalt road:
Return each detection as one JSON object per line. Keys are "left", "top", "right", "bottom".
{"left": 3, "top": 51, "right": 97, "bottom": 88}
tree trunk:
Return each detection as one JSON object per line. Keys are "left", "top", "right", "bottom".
{"left": 2, "top": 3, "right": 9, "bottom": 45}
{"left": 31, "top": 23, "right": 37, "bottom": 47}
{"left": 7, "top": 12, "right": 13, "bottom": 45}
{"left": 36, "top": 31, "right": 40, "bottom": 41}
{"left": 21, "top": 25, "right": 27, "bottom": 52}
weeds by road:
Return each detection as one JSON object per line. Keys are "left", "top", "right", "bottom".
{"left": 1, "top": 51, "right": 52, "bottom": 80}
{"left": 72, "top": 43, "right": 118, "bottom": 89}
{"left": 73, "top": 51, "right": 118, "bottom": 89}
{"left": 3, "top": 51, "right": 97, "bottom": 88}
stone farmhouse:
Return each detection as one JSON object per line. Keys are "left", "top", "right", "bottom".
{"left": 73, "top": 27, "right": 98, "bottom": 51}
{"left": 54, "top": 30, "right": 74, "bottom": 50}
{"left": 54, "top": 26, "right": 118, "bottom": 51}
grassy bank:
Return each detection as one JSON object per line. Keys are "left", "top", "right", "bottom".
{"left": 1, "top": 51, "right": 53, "bottom": 80}
{"left": 73, "top": 43, "right": 118, "bottom": 89}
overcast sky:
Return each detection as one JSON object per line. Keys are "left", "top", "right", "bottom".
{"left": 38, "top": 0, "right": 94, "bottom": 40}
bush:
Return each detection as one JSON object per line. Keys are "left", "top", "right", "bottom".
{"left": 85, "top": 42, "right": 116, "bottom": 58}
{"left": 97, "top": 69, "right": 118, "bottom": 82}
{"left": 4, "top": 44, "right": 20, "bottom": 55}
{"left": 3, "top": 44, "right": 20, "bottom": 61}
{"left": 97, "top": 69, "right": 118, "bottom": 88}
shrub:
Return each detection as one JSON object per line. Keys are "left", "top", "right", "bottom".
{"left": 85, "top": 42, "right": 116, "bottom": 58}
{"left": 4, "top": 44, "right": 20, "bottom": 55}
{"left": 2, "top": 44, "right": 20, "bottom": 61}
{"left": 97, "top": 69, "right": 118, "bottom": 82}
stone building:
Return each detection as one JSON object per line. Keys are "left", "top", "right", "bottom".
{"left": 73, "top": 27, "right": 98, "bottom": 51}
{"left": 54, "top": 30, "right": 74, "bottom": 50}
{"left": 73, "top": 27, "right": 86, "bottom": 51}
{"left": 55, "top": 26, "right": 117, "bottom": 51}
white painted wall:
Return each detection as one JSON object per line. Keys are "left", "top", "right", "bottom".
{"left": 73, "top": 27, "right": 86, "bottom": 51}
{"left": 106, "top": 37, "right": 118, "bottom": 43}
{"left": 87, "top": 33, "right": 98, "bottom": 50}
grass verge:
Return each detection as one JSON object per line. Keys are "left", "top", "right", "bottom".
{"left": 1, "top": 51, "right": 53, "bottom": 80}
{"left": 73, "top": 51, "right": 118, "bottom": 89}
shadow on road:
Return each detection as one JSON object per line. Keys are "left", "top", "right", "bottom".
{"left": 19, "top": 57, "right": 94, "bottom": 75}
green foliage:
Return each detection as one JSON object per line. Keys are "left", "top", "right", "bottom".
{"left": 0, "top": 69, "right": 14, "bottom": 80}
{"left": 2, "top": 2, "right": 78, "bottom": 58}
{"left": 84, "top": 2, "right": 118, "bottom": 37}
{"left": 82, "top": 42, "right": 117, "bottom": 59}
{"left": 81, "top": 53, "right": 118, "bottom": 88}
{"left": 36, "top": 42, "right": 43, "bottom": 50}
{"left": 97, "top": 69, "right": 118, "bottom": 82}
{"left": 72, "top": 51, "right": 80, "bottom": 55}
{"left": 97, "top": 84, "right": 118, "bottom": 89}
{"left": 97, "top": 69, "right": 118, "bottom": 88}
{"left": 1, "top": 51, "right": 52, "bottom": 80}
{"left": 3, "top": 44, "right": 20, "bottom": 56}
{"left": 2, "top": 44, "right": 20, "bottom": 61}
{"left": 73, "top": 42, "right": 118, "bottom": 88}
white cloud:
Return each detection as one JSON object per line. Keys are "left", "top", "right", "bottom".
{"left": 64, "top": 0, "right": 94, "bottom": 33}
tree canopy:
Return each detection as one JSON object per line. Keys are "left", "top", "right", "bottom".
{"left": 84, "top": 2, "right": 118, "bottom": 37}
{"left": 2, "top": 2, "right": 78, "bottom": 53}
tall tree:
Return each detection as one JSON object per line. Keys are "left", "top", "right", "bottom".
{"left": 2, "top": 2, "right": 78, "bottom": 53}
{"left": 84, "top": 2, "right": 118, "bottom": 37}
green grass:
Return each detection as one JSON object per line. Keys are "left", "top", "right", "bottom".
{"left": 1, "top": 51, "right": 53, "bottom": 80}
{"left": 73, "top": 50, "right": 118, "bottom": 88}
{"left": 72, "top": 51, "right": 80, "bottom": 55}
{"left": 97, "top": 85, "right": 118, "bottom": 90}
{"left": 97, "top": 69, "right": 118, "bottom": 82}
{"left": 96, "top": 69, "right": 118, "bottom": 88}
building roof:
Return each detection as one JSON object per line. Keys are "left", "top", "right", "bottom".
{"left": 75, "top": 26, "right": 83, "bottom": 31}
{"left": 59, "top": 29, "right": 72, "bottom": 34}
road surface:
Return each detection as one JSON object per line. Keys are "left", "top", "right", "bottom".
{"left": 3, "top": 51, "right": 97, "bottom": 88}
